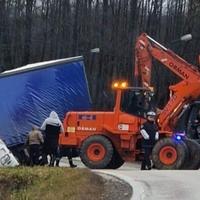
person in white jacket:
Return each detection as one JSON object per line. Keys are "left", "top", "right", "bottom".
{"left": 41, "top": 111, "right": 64, "bottom": 132}
{"left": 41, "top": 111, "right": 77, "bottom": 167}
{"left": 140, "top": 111, "right": 159, "bottom": 170}
{"left": 41, "top": 111, "right": 64, "bottom": 166}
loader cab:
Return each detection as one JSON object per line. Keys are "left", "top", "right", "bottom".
{"left": 120, "top": 88, "right": 155, "bottom": 118}
{"left": 112, "top": 81, "right": 155, "bottom": 118}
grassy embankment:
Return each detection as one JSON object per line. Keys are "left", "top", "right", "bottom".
{"left": 0, "top": 167, "right": 104, "bottom": 200}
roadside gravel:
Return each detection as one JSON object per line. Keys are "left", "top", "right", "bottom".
{"left": 98, "top": 173, "right": 132, "bottom": 200}
{"left": 60, "top": 157, "right": 133, "bottom": 200}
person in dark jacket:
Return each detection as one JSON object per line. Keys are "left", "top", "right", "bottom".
{"left": 27, "top": 126, "right": 44, "bottom": 166}
{"left": 140, "top": 111, "right": 159, "bottom": 170}
{"left": 41, "top": 111, "right": 64, "bottom": 166}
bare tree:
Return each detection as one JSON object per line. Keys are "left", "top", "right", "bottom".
{"left": 0, "top": 0, "right": 200, "bottom": 107}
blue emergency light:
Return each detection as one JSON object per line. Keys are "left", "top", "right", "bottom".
{"left": 174, "top": 132, "right": 185, "bottom": 141}
{"left": 175, "top": 135, "right": 182, "bottom": 141}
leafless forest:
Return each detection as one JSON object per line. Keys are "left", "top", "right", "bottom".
{"left": 0, "top": 0, "right": 199, "bottom": 108}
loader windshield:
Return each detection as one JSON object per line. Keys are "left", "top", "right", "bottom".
{"left": 121, "top": 89, "right": 155, "bottom": 118}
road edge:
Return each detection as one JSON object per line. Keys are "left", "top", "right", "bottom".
{"left": 95, "top": 170, "right": 146, "bottom": 200}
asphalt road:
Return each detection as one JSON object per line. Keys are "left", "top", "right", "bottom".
{"left": 60, "top": 158, "right": 200, "bottom": 200}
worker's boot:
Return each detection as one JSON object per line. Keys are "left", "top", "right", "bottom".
{"left": 55, "top": 158, "right": 60, "bottom": 167}
{"left": 141, "top": 161, "right": 146, "bottom": 170}
{"left": 69, "top": 158, "right": 77, "bottom": 168}
{"left": 147, "top": 166, "right": 152, "bottom": 170}
{"left": 151, "top": 164, "right": 156, "bottom": 169}
{"left": 49, "top": 154, "right": 56, "bottom": 167}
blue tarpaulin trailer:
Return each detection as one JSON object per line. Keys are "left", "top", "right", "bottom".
{"left": 0, "top": 56, "right": 91, "bottom": 147}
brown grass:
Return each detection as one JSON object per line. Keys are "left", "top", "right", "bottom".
{"left": 0, "top": 167, "right": 104, "bottom": 200}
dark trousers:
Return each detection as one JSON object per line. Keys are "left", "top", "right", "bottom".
{"left": 42, "top": 137, "right": 59, "bottom": 167}
{"left": 29, "top": 144, "right": 40, "bottom": 166}
{"left": 141, "top": 147, "right": 153, "bottom": 170}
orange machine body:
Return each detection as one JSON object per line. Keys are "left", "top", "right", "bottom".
{"left": 59, "top": 89, "right": 145, "bottom": 161}
{"left": 59, "top": 33, "right": 200, "bottom": 165}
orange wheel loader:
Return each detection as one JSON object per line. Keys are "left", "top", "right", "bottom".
{"left": 59, "top": 33, "right": 200, "bottom": 169}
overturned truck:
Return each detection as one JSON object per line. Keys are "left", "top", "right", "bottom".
{"left": 0, "top": 56, "right": 91, "bottom": 164}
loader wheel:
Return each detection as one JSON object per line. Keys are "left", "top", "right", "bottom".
{"left": 106, "top": 149, "right": 124, "bottom": 169}
{"left": 182, "top": 139, "right": 200, "bottom": 170}
{"left": 152, "top": 138, "right": 188, "bottom": 169}
{"left": 80, "top": 135, "right": 113, "bottom": 169}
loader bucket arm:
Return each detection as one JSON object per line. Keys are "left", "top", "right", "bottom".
{"left": 134, "top": 34, "right": 152, "bottom": 88}
{"left": 135, "top": 33, "right": 200, "bottom": 132}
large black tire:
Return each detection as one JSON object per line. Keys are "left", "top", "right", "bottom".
{"left": 182, "top": 139, "right": 200, "bottom": 170}
{"left": 80, "top": 135, "right": 113, "bottom": 169}
{"left": 106, "top": 149, "right": 124, "bottom": 169}
{"left": 152, "top": 138, "right": 188, "bottom": 169}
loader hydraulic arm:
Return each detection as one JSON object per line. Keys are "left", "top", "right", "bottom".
{"left": 135, "top": 33, "right": 200, "bottom": 132}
